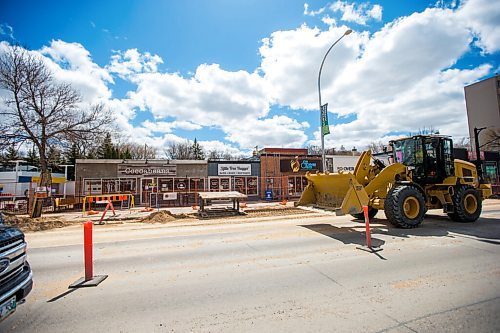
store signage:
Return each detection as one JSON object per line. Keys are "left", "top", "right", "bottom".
{"left": 163, "top": 193, "right": 178, "bottom": 200}
{"left": 117, "top": 164, "right": 177, "bottom": 176}
{"left": 467, "top": 151, "right": 485, "bottom": 161}
{"left": 218, "top": 164, "right": 251, "bottom": 176}
{"left": 280, "top": 158, "right": 321, "bottom": 173}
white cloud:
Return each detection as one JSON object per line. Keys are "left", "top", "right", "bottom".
{"left": 321, "top": 15, "right": 337, "bottom": 26}
{"left": 199, "top": 140, "right": 245, "bottom": 156}
{"left": 304, "top": 3, "right": 326, "bottom": 16}
{"left": 0, "top": 23, "right": 14, "bottom": 40}
{"left": 223, "top": 116, "right": 309, "bottom": 149}
{"left": 1, "top": 0, "right": 498, "bottom": 154}
{"left": 107, "top": 48, "right": 163, "bottom": 78}
{"left": 141, "top": 120, "right": 202, "bottom": 134}
{"left": 329, "top": 1, "right": 383, "bottom": 25}
{"left": 40, "top": 40, "right": 113, "bottom": 103}
{"left": 129, "top": 63, "right": 271, "bottom": 127}
{"left": 458, "top": 0, "right": 500, "bottom": 53}
{"left": 261, "top": 3, "right": 498, "bottom": 150}
{"left": 259, "top": 24, "right": 366, "bottom": 110}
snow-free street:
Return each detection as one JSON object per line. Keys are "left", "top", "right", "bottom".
{"left": 2, "top": 202, "right": 500, "bottom": 333}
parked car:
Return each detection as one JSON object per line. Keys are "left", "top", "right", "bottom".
{"left": 0, "top": 213, "right": 33, "bottom": 322}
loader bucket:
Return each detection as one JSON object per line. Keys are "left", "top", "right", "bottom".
{"left": 295, "top": 172, "right": 369, "bottom": 216}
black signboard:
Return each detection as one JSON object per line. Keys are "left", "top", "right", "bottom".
{"left": 280, "top": 158, "right": 322, "bottom": 173}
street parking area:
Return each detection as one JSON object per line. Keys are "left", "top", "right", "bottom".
{"left": 1, "top": 200, "right": 499, "bottom": 332}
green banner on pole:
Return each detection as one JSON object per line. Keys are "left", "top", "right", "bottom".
{"left": 321, "top": 103, "right": 330, "bottom": 136}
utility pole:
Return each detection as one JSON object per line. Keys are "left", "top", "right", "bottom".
{"left": 474, "top": 127, "right": 486, "bottom": 183}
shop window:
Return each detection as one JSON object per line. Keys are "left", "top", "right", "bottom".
{"left": 234, "top": 177, "right": 245, "bottom": 194}
{"left": 174, "top": 178, "right": 188, "bottom": 191}
{"left": 246, "top": 177, "right": 258, "bottom": 195}
{"left": 84, "top": 180, "right": 102, "bottom": 195}
{"left": 119, "top": 178, "right": 136, "bottom": 193}
{"left": 158, "top": 178, "right": 174, "bottom": 192}
{"left": 102, "top": 179, "right": 118, "bottom": 194}
{"left": 209, "top": 178, "right": 220, "bottom": 191}
{"left": 189, "top": 178, "right": 204, "bottom": 192}
{"left": 220, "top": 178, "right": 230, "bottom": 191}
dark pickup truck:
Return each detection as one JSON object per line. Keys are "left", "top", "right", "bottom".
{"left": 0, "top": 213, "right": 33, "bottom": 322}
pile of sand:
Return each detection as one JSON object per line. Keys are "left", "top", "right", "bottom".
{"left": 140, "top": 210, "right": 194, "bottom": 224}
{"left": 245, "top": 207, "right": 313, "bottom": 217}
{"left": 2, "top": 213, "right": 73, "bottom": 232}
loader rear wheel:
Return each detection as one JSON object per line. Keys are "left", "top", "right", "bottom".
{"left": 384, "top": 185, "right": 425, "bottom": 228}
{"left": 447, "top": 185, "right": 482, "bottom": 222}
{"left": 351, "top": 207, "right": 378, "bottom": 220}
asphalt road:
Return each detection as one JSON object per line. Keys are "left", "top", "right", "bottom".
{"left": 2, "top": 202, "right": 500, "bottom": 333}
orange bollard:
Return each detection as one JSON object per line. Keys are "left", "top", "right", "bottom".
{"left": 69, "top": 220, "right": 108, "bottom": 288}
{"left": 84, "top": 221, "right": 93, "bottom": 280}
{"left": 363, "top": 205, "right": 372, "bottom": 248}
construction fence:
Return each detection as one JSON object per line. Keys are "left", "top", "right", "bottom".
{"left": 2, "top": 175, "right": 499, "bottom": 215}
{"left": 0, "top": 176, "right": 310, "bottom": 214}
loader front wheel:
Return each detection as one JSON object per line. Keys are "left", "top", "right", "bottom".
{"left": 351, "top": 207, "right": 378, "bottom": 220}
{"left": 447, "top": 185, "right": 482, "bottom": 222}
{"left": 385, "top": 185, "right": 425, "bottom": 228}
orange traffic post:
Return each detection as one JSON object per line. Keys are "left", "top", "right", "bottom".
{"left": 356, "top": 206, "right": 382, "bottom": 254}
{"left": 69, "top": 221, "right": 108, "bottom": 288}
{"left": 97, "top": 201, "right": 117, "bottom": 225}
{"left": 363, "top": 206, "right": 372, "bottom": 248}
{"left": 84, "top": 221, "right": 93, "bottom": 280}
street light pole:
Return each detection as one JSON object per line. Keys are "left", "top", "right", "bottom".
{"left": 318, "top": 29, "right": 352, "bottom": 172}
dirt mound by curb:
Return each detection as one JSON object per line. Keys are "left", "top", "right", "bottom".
{"left": 2, "top": 214, "right": 73, "bottom": 232}
{"left": 245, "top": 207, "right": 314, "bottom": 217}
{"left": 141, "top": 210, "right": 195, "bottom": 223}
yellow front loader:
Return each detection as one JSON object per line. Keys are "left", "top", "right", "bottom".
{"left": 296, "top": 135, "right": 492, "bottom": 228}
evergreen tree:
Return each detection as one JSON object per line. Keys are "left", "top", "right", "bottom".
{"left": 47, "top": 146, "right": 63, "bottom": 172}
{"left": 25, "top": 145, "right": 40, "bottom": 167}
{"left": 121, "top": 148, "right": 132, "bottom": 159}
{"left": 2, "top": 144, "right": 20, "bottom": 165}
{"left": 191, "top": 138, "right": 205, "bottom": 160}
{"left": 98, "top": 133, "right": 115, "bottom": 159}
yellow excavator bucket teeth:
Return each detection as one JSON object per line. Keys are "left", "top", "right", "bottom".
{"left": 296, "top": 172, "right": 369, "bottom": 215}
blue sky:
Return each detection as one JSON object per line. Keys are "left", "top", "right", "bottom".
{"left": 1, "top": 0, "right": 499, "bottom": 156}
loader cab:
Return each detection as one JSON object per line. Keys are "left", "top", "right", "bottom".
{"left": 390, "top": 135, "right": 454, "bottom": 185}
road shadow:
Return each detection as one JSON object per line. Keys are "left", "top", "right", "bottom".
{"left": 300, "top": 224, "right": 386, "bottom": 248}
{"left": 301, "top": 211, "right": 500, "bottom": 256}
{"left": 360, "top": 214, "right": 500, "bottom": 246}
{"left": 47, "top": 288, "right": 79, "bottom": 303}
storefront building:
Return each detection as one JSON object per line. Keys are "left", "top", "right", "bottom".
{"left": 207, "top": 160, "right": 260, "bottom": 199}
{"left": 75, "top": 159, "right": 207, "bottom": 206}
{"left": 259, "top": 148, "right": 322, "bottom": 200}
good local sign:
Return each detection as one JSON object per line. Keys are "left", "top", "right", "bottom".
{"left": 218, "top": 164, "right": 251, "bottom": 176}
{"left": 117, "top": 164, "right": 177, "bottom": 176}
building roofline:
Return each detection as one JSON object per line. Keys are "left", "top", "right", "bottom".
{"left": 464, "top": 73, "right": 499, "bottom": 88}
{"left": 76, "top": 159, "right": 207, "bottom": 165}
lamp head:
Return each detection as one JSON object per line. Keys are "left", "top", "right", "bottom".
{"left": 344, "top": 29, "right": 353, "bottom": 35}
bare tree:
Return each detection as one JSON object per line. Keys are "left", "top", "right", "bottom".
{"left": 0, "top": 44, "right": 111, "bottom": 217}
{"left": 306, "top": 145, "right": 322, "bottom": 155}
{"left": 117, "top": 142, "right": 156, "bottom": 159}
{"left": 164, "top": 141, "right": 193, "bottom": 160}
{"left": 409, "top": 126, "right": 440, "bottom": 136}
{"left": 480, "top": 128, "right": 500, "bottom": 151}
{"left": 453, "top": 137, "right": 470, "bottom": 149}
{"left": 206, "top": 148, "right": 242, "bottom": 160}
{"left": 368, "top": 141, "right": 386, "bottom": 154}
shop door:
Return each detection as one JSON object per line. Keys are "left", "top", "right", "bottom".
{"left": 140, "top": 178, "right": 155, "bottom": 205}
